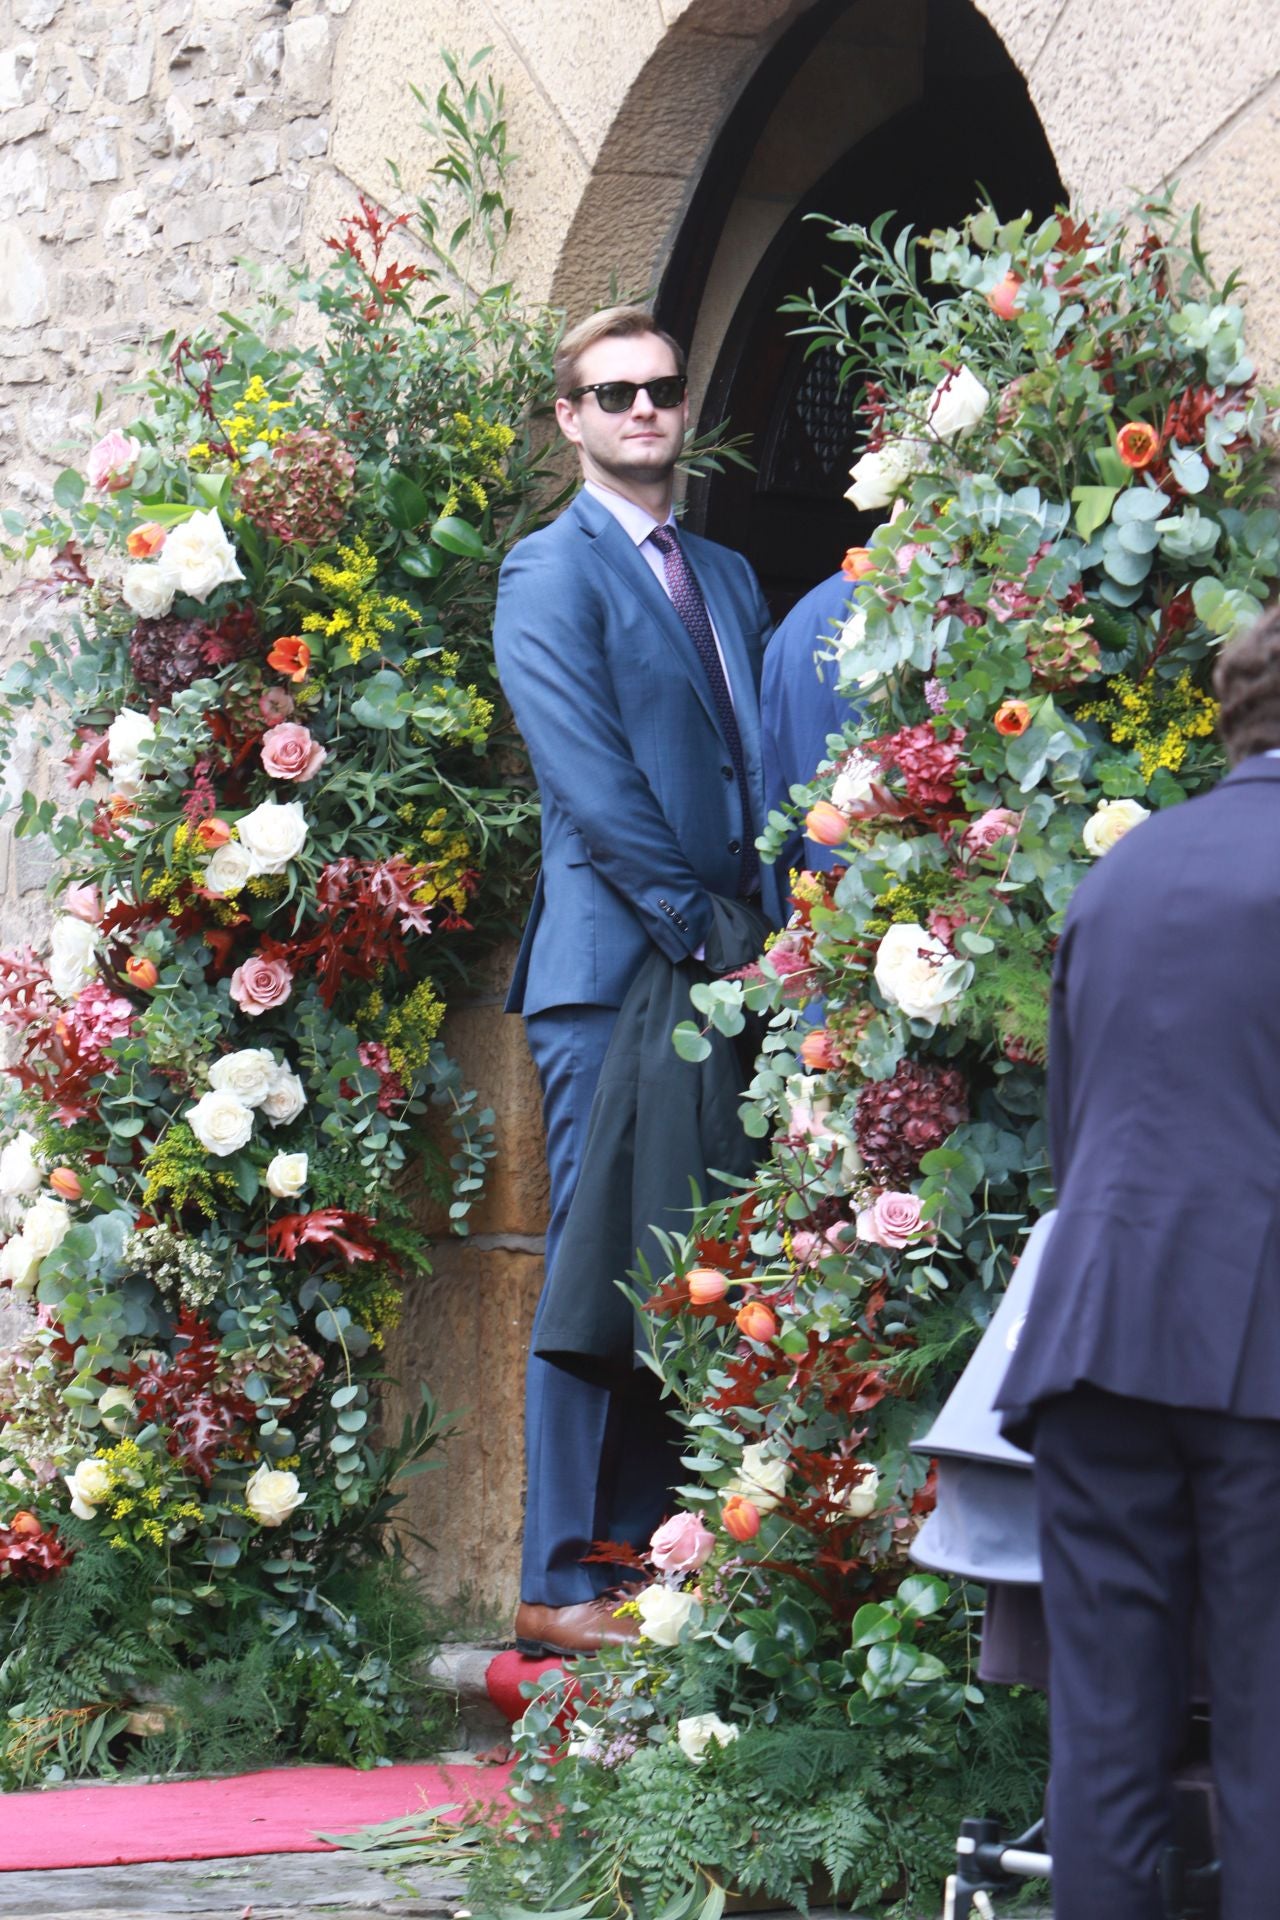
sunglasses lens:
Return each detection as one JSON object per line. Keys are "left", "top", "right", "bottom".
{"left": 595, "top": 383, "right": 637, "bottom": 413}
{"left": 647, "top": 378, "right": 686, "bottom": 408}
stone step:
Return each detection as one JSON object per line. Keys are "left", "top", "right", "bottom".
{"left": 426, "top": 1641, "right": 516, "bottom": 1751}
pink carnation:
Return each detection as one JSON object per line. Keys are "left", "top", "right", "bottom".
{"left": 261, "top": 722, "right": 326, "bottom": 783}
{"left": 649, "top": 1510, "right": 714, "bottom": 1574}
{"left": 961, "top": 808, "right": 1021, "bottom": 860}
{"left": 229, "top": 953, "right": 293, "bottom": 1017}
{"left": 86, "top": 430, "right": 141, "bottom": 492}
{"left": 857, "top": 1190, "right": 925, "bottom": 1249}
{"left": 259, "top": 688, "right": 295, "bottom": 723}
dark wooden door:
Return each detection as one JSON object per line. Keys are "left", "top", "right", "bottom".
{"left": 680, "top": 0, "right": 1063, "bottom": 618}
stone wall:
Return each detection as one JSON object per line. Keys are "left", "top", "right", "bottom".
{"left": 4, "top": 0, "right": 1280, "bottom": 1625}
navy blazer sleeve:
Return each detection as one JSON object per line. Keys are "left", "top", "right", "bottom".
{"left": 495, "top": 536, "right": 720, "bottom": 960}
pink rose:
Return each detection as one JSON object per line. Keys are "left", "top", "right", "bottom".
{"left": 86, "top": 430, "right": 141, "bottom": 492}
{"left": 649, "top": 1510, "right": 714, "bottom": 1574}
{"left": 259, "top": 688, "right": 295, "bottom": 723}
{"left": 790, "top": 1230, "right": 820, "bottom": 1267}
{"left": 229, "top": 953, "right": 293, "bottom": 1017}
{"left": 857, "top": 1190, "right": 924, "bottom": 1249}
{"left": 961, "top": 808, "right": 1020, "bottom": 860}
{"left": 260, "top": 722, "right": 326, "bottom": 783}
{"left": 62, "top": 883, "right": 101, "bottom": 924}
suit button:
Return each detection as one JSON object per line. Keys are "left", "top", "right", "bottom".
{"left": 720, "top": 764, "right": 734, "bottom": 781}
{"left": 727, "top": 839, "right": 741, "bottom": 856}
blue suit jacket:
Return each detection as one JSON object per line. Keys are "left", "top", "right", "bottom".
{"left": 760, "top": 571, "right": 859, "bottom": 921}
{"left": 997, "top": 754, "right": 1280, "bottom": 1433}
{"left": 494, "top": 489, "right": 772, "bottom": 1016}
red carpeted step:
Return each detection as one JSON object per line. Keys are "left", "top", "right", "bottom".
{"left": 0, "top": 1759, "right": 514, "bottom": 1872}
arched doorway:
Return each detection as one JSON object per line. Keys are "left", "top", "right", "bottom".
{"left": 663, "top": 0, "right": 1063, "bottom": 613}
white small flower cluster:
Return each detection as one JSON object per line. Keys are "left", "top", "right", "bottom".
{"left": 120, "top": 508, "right": 243, "bottom": 620}
{"left": 203, "top": 800, "right": 309, "bottom": 895}
{"left": 186, "top": 1049, "right": 307, "bottom": 1157}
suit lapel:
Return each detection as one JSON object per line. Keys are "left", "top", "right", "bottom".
{"left": 571, "top": 491, "right": 722, "bottom": 737}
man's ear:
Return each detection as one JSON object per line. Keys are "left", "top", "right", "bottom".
{"left": 555, "top": 396, "right": 582, "bottom": 446}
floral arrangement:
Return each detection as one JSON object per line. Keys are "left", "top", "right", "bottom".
{"left": 0, "top": 59, "right": 560, "bottom": 1783}
{"left": 432, "top": 201, "right": 1280, "bottom": 1913}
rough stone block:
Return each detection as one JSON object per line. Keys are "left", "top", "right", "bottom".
{"left": 381, "top": 1239, "right": 543, "bottom": 1620}
{"left": 101, "top": 35, "right": 155, "bottom": 107}
{"left": 0, "top": 101, "right": 50, "bottom": 144}
{"left": 0, "top": 144, "right": 49, "bottom": 219}
{"left": 69, "top": 127, "right": 120, "bottom": 181}
{"left": 12, "top": 0, "right": 64, "bottom": 29}
{"left": 0, "top": 221, "right": 48, "bottom": 327}
{"left": 282, "top": 13, "right": 331, "bottom": 103}
{"left": 1177, "top": 81, "right": 1280, "bottom": 387}
{"left": 0, "top": 43, "right": 39, "bottom": 111}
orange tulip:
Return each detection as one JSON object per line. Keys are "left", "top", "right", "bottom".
{"left": 722, "top": 1495, "right": 761, "bottom": 1543}
{"left": 994, "top": 700, "right": 1032, "bottom": 737}
{"left": 687, "top": 1267, "right": 729, "bottom": 1306}
{"left": 126, "top": 522, "right": 167, "bottom": 559}
{"left": 735, "top": 1299, "right": 778, "bottom": 1344}
{"left": 125, "top": 955, "right": 158, "bottom": 990}
{"left": 804, "top": 801, "right": 849, "bottom": 848}
{"left": 48, "top": 1167, "right": 83, "bottom": 1202}
{"left": 985, "top": 271, "right": 1022, "bottom": 321}
{"left": 197, "top": 817, "right": 232, "bottom": 849}
{"left": 266, "top": 636, "right": 311, "bottom": 682}
{"left": 1116, "top": 421, "right": 1160, "bottom": 470}
{"left": 799, "top": 1027, "right": 839, "bottom": 1072}
{"left": 841, "top": 546, "right": 875, "bottom": 581}
{"left": 8, "top": 1511, "right": 42, "bottom": 1538}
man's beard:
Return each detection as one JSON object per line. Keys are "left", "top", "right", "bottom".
{"left": 592, "top": 443, "right": 680, "bottom": 488}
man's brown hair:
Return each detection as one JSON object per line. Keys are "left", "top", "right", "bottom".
{"left": 1213, "top": 604, "right": 1280, "bottom": 765}
{"left": 554, "top": 304, "right": 686, "bottom": 401}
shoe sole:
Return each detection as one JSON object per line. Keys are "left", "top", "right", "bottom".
{"left": 514, "top": 1636, "right": 585, "bottom": 1658}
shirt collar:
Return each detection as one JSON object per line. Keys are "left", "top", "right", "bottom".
{"left": 583, "top": 479, "right": 674, "bottom": 548}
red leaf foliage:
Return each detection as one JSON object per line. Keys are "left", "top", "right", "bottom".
{"left": 267, "top": 1208, "right": 392, "bottom": 1267}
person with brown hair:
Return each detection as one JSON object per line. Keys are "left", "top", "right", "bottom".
{"left": 996, "top": 605, "right": 1280, "bottom": 1917}
{"left": 494, "top": 306, "right": 772, "bottom": 1655}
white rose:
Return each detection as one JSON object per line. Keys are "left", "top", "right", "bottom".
{"left": 156, "top": 507, "right": 244, "bottom": 601}
{"left": 1082, "top": 797, "right": 1151, "bottom": 857}
{"left": 265, "top": 1151, "right": 308, "bottom": 1199}
{"left": 21, "top": 1193, "right": 73, "bottom": 1266}
{"left": 728, "top": 1441, "right": 789, "bottom": 1514}
{"left": 186, "top": 1089, "right": 255, "bottom": 1156}
{"left": 98, "top": 1385, "right": 137, "bottom": 1434}
{"left": 926, "top": 364, "right": 990, "bottom": 440}
{"left": 838, "top": 1466, "right": 881, "bottom": 1520}
{"left": 873, "top": 922, "right": 973, "bottom": 1028}
{"left": 106, "top": 707, "right": 157, "bottom": 798}
{"left": 48, "top": 914, "right": 99, "bottom": 1000}
{"left": 0, "top": 1232, "right": 40, "bottom": 1295}
{"left": 830, "top": 751, "right": 885, "bottom": 818}
{"left": 845, "top": 439, "right": 922, "bottom": 511}
{"left": 244, "top": 1463, "right": 305, "bottom": 1527}
{"left": 0, "top": 1130, "right": 41, "bottom": 1201}
{"left": 635, "top": 1583, "right": 696, "bottom": 1647}
{"left": 237, "top": 799, "right": 308, "bottom": 876}
{"left": 209, "top": 1048, "right": 278, "bottom": 1109}
{"left": 676, "top": 1713, "right": 740, "bottom": 1765}
{"left": 121, "top": 562, "right": 176, "bottom": 620}
{"left": 203, "top": 839, "right": 260, "bottom": 896}
{"left": 65, "top": 1456, "right": 113, "bottom": 1520}
{"left": 261, "top": 1065, "right": 306, "bottom": 1127}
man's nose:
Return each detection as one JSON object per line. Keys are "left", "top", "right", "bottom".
{"left": 629, "top": 385, "right": 659, "bottom": 416}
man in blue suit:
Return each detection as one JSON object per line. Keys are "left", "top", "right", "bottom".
{"left": 997, "top": 608, "right": 1280, "bottom": 1918}
{"left": 760, "top": 569, "right": 859, "bottom": 922}
{"left": 493, "top": 306, "right": 771, "bottom": 1655}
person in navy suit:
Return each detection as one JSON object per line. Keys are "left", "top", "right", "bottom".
{"left": 760, "top": 569, "right": 859, "bottom": 922}
{"left": 493, "top": 306, "right": 771, "bottom": 1655}
{"left": 996, "top": 607, "right": 1280, "bottom": 1919}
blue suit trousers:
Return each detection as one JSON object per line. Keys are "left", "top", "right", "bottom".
{"left": 522, "top": 1006, "right": 682, "bottom": 1605}
{"left": 1035, "top": 1386, "right": 1280, "bottom": 1920}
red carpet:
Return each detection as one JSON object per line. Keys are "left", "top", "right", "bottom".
{"left": 0, "top": 1758, "right": 514, "bottom": 1871}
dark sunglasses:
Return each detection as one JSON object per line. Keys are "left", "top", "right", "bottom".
{"left": 567, "top": 375, "right": 687, "bottom": 414}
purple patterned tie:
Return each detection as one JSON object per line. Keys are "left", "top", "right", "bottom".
{"left": 648, "top": 523, "right": 758, "bottom": 899}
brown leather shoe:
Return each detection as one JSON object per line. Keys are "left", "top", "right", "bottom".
{"left": 513, "top": 1597, "right": 639, "bottom": 1657}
